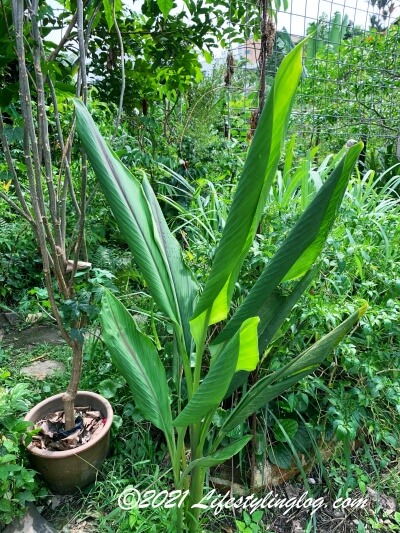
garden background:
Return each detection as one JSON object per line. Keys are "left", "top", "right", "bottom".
{"left": 0, "top": 0, "right": 399, "bottom": 531}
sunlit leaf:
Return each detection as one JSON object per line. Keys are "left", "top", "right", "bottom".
{"left": 2, "top": 179, "right": 12, "bottom": 192}
{"left": 173, "top": 317, "right": 259, "bottom": 427}
{"left": 190, "top": 39, "right": 306, "bottom": 346}
{"left": 157, "top": 0, "right": 173, "bottom": 18}
{"left": 221, "top": 303, "right": 368, "bottom": 433}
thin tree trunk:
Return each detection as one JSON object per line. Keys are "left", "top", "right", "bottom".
{"left": 63, "top": 341, "right": 84, "bottom": 429}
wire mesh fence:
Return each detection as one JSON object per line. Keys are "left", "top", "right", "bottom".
{"left": 224, "top": 0, "right": 400, "bottom": 163}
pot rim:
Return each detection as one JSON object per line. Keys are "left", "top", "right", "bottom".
{"left": 23, "top": 390, "right": 113, "bottom": 459}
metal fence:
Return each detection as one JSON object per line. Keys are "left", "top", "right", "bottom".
{"left": 225, "top": 0, "right": 400, "bottom": 163}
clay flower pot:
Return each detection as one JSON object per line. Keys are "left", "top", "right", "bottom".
{"left": 24, "top": 391, "right": 113, "bottom": 494}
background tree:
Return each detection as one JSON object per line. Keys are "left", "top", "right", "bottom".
{"left": 0, "top": 0, "right": 92, "bottom": 429}
{"left": 369, "top": 0, "right": 398, "bottom": 31}
{"left": 292, "top": 19, "right": 400, "bottom": 172}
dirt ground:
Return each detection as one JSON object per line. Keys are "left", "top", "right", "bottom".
{"left": 1, "top": 320, "right": 64, "bottom": 349}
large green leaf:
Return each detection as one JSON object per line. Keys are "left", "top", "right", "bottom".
{"left": 329, "top": 12, "right": 348, "bottom": 50}
{"left": 306, "top": 23, "right": 322, "bottom": 64}
{"left": 256, "top": 266, "right": 320, "bottom": 354}
{"left": 74, "top": 100, "right": 197, "bottom": 352}
{"left": 282, "top": 143, "right": 362, "bottom": 281}
{"left": 220, "top": 303, "right": 368, "bottom": 434}
{"left": 173, "top": 317, "right": 259, "bottom": 427}
{"left": 189, "top": 40, "right": 306, "bottom": 345}
{"left": 140, "top": 177, "right": 196, "bottom": 352}
{"left": 100, "top": 290, "right": 172, "bottom": 438}
{"left": 219, "top": 266, "right": 320, "bottom": 400}
{"left": 211, "top": 142, "right": 362, "bottom": 348}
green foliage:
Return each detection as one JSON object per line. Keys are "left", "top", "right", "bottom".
{"left": 59, "top": 267, "right": 118, "bottom": 343}
{"left": 209, "top": 0, "right": 288, "bottom": 45}
{"left": 305, "top": 12, "right": 350, "bottom": 62}
{"left": 88, "top": 1, "right": 212, "bottom": 114}
{"left": 297, "top": 24, "right": 400, "bottom": 172}
{"left": 3, "top": 1, "right": 398, "bottom": 527}
{"left": 249, "top": 157, "right": 400, "bottom": 482}
{"left": 0, "top": 371, "right": 45, "bottom": 528}
{"left": 190, "top": 40, "right": 306, "bottom": 334}
{"left": 235, "top": 510, "right": 264, "bottom": 533}
{"left": 0, "top": 209, "right": 41, "bottom": 307}
{"left": 0, "top": 0, "right": 77, "bottom": 107}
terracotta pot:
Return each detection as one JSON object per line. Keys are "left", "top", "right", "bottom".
{"left": 24, "top": 391, "right": 113, "bottom": 494}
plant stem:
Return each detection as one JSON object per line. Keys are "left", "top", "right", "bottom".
{"left": 174, "top": 324, "right": 193, "bottom": 399}
{"left": 193, "top": 308, "right": 211, "bottom": 393}
{"left": 197, "top": 410, "right": 215, "bottom": 453}
{"left": 112, "top": 2, "right": 125, "bottom": 135}
{"left": 187, "top": 462, "right": 206, "bottom": 532}
{"left": 173, "top": 426, "right": 188, "bottom": 533}
{"left": 62, "top": 340, "right": 83, "bottom": 430}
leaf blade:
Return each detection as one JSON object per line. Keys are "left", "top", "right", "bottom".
{"left": 157, "top": 0, "right": 173, "bottom": 18}
{"left": 189, "top": 39, "right": 306, "bottom": 343}
{"left": 173, "top": 317, "right": 259, "bottom": 427}
{"left": 100, "top": 290, "right": 172, "bottom": 436}
{"left": 74, "top": 100, "right": 197, "bottom": 349}
{"left": 183, "top": 435, "right": 252, "bottom": 473}
{"left": 211, "top": 142, "right": 362, "bottom": 347}
{"left": 221, "top": 303, "right": 368, "bottom": 433}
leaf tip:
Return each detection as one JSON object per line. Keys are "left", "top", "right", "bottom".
{"left": 357, "top": 300, "right": 369, "bottom": 318}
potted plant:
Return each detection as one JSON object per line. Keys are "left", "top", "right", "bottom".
{"left": 0, "top": 0, "right": 113, "bottom": 492}
{"left": 75, "top": 39, "right": 367, "bottom": 531}
{"left": 23, "top": 391, "right": 113, "bottom": 494}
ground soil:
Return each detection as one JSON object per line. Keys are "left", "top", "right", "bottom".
{"left": 1, "top": 322, "right": 64, "bottom": 349}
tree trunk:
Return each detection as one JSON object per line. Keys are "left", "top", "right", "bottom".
{"left": 62, "top": 341, "right": 84, "bottom": 430}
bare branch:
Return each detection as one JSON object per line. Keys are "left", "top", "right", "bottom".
{"left": 12, "top": 0, "right": 47, "bottom": 245}
{"left": 47, "top": 78, "right": 81, "bottom": 246}
{"left": 68, "top": 0, "right": 89, "bottom": 285}
{"left": 112, "top": 7, "right": 126, "bottom": 134}
{"left": 46, "top": 11, "right": 79, "bottom": 63}
{"left": 31, "top": 0, "right": 63, "bottom": 249}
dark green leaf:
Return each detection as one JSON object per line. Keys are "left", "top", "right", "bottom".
{"left": 100, "top": 290, "right": 173, "bottom": 439}
{"left": 212, "top": 142, "right": 362, "bottom": 348}
{"left": 269, "top": 443, "right": 292, "bottom": 469}
{"left": 220, "top": 303, "right": 367, "bottom": 433}
{"left": 273, "top": 419, "right": 298, "bottom": 442}
{"left": 98, "top": 378, "right": 118, "bottom": 399}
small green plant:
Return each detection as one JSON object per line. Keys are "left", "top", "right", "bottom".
{"left": 235, "top": 510, "right": 265, "bottom": 532}
{"left": 273, "top": 137, "right": 353, "bottom": 210}
{"left": 75, "top": 40, "right": 365, "bottom": 533}
{"left": 0, "top": 371, "right": 46, "bottom": 527}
